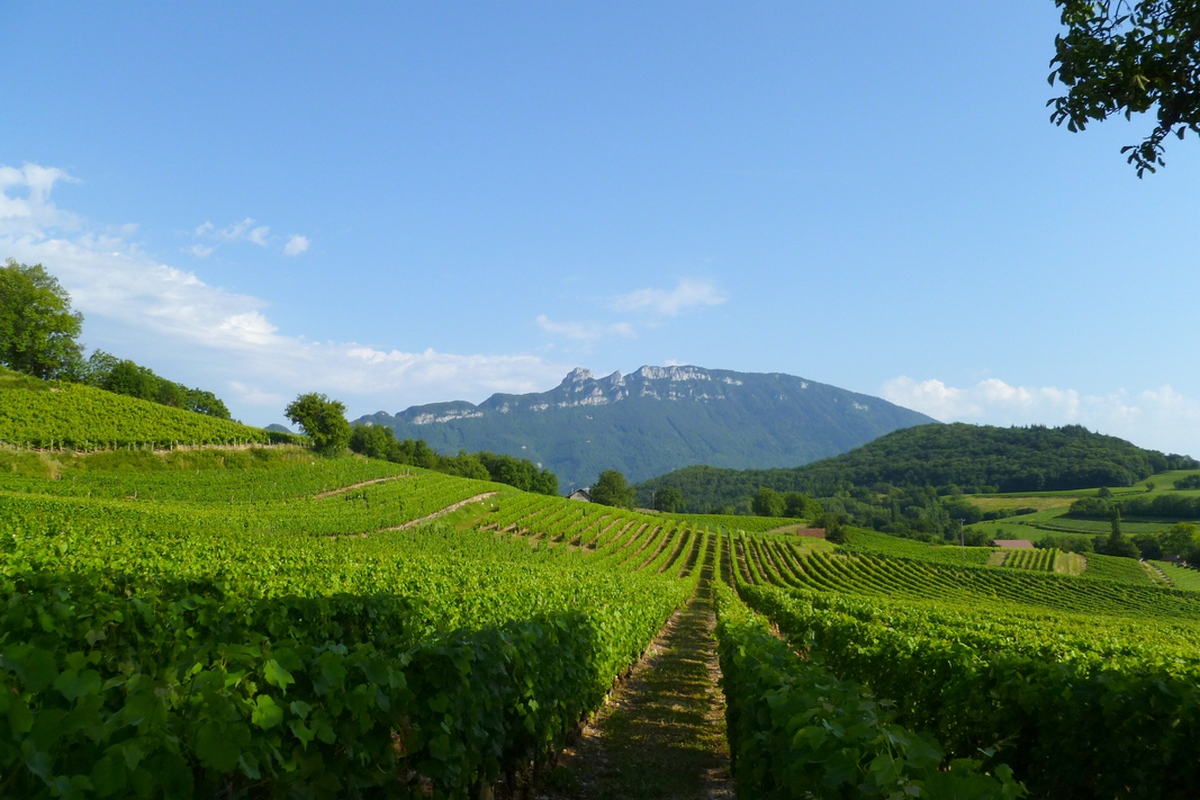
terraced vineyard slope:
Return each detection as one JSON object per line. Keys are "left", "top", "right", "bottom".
{"left": 0, "top": 450, "right": 709, "bottom": 798}
{"left": 0, "top": 367, "right": 295, "bottom": 449}
{"left": 727, "top": 525, "right": 1200, "bottom": 798}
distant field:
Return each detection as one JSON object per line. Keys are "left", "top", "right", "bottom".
{"left": 966, "top": 494, "right": 1074, "bottom": 512}
{"left": 1035, "top": 517, "right": 1175, "bottom": 534}
{"left": 1121, "top": 469, "right": 1200, "bottom": 497}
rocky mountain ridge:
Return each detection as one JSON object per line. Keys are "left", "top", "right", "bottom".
{"left": 356, "top": 365, "right": 935, "bottom": 488}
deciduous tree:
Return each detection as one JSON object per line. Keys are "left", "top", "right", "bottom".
{"left": 653, "top": 486, "right": 685, "bottom": 513}
{"left": 751, "top": 487, "right": 785, "bottom": 517}
{"left": 0, "top": 260, "right": 84, "bottom": 379}
{"left": 591, "top": 469, "right": 636, "bottom": 509}
{"left": 1049, "top": 0, "right": 1200, "bottom": 175}
{"left": 285, "top": 393, "right": 352, "bottom": 455}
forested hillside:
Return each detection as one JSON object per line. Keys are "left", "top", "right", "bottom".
{"left": 638, "top": 423, "right": 1197, "bottom": 512}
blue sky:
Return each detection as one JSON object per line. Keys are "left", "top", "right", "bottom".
{"left": 4, "top": 3, "right": 1200, "bottom": 455}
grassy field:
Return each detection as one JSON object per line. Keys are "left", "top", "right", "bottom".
{"left": 966, "top": 494, "right": 1075, "bottom": 512}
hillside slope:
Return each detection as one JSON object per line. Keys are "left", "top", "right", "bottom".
{"left": 0, "top": 367, "right": 293, "bottom": 448}
{"left": 356, "top": 365, "right": 934, "bottom": 488}
{"left": 638, "top": 422, "right": 1197, "bottom": 511}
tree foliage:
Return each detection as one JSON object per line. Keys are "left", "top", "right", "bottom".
{"left": 0, "top": 260, "right": 85, "bottom": 379}
{"left": 81, "top": 350, "right": 231, "bottom": 419}
{"left": 590, "top": 469, "right": 636, "bottom": 509}
{"left": 285, "top": 393, "right": 352, "bottom": 455}
{"left": 751, "top": 487, "right": 785, "bottom": 517}
{"left": 347, "top": 423, "right": 559, "bottom": 494}
{"left": 1049, "top": 0, "right": 1200, "bottom": 176}
{"left": 639, "top": 424, "right": 1194, "bottom": 513}
{"left": 652, "top": 485, "right": 685, "bottom": 513}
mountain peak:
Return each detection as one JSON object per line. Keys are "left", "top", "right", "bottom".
{"left": 354, "top": 365, "right": 935, "bottom": 488}
{"left": 635, "top": 365, "right": 711, "bottom": 382}
{"left": 562, "top": 367, "right": 594, "bottom": 384}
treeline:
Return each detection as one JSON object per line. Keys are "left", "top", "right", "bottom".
{"left": 1069, "top": 493, "right": 1200, "bottom": 522}
{"left": 348, "top": 423, "right": 558, "bottom": 495}
{"left": 77, "top": 350, "right": 231, "bottom": 419}
{"left": 633, "top": 423, "right": 1198, "bottom": 545}
{"left": 1, "top": 260, "right": 233, "bottom": 419}
{"left": 638, "top": 424, "right": 1196, "bottom": 512}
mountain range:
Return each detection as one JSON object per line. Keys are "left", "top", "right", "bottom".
{"left": 354, "top": 365, "right": 935, "bottom": 488}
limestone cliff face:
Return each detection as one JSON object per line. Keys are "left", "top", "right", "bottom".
{"left": 355, "top": 365, "right": 935, "bottom": 489}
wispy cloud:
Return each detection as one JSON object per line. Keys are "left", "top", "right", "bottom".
{"left": 883, "top": 375, "right": 1200, "bottom": 456}
{"left": 196, "top": 217, "right": 271, "bottom": 246}
{"left": 535, "top": 314, "right": 636, "bottom": 342}
{"left": 0, "top": 163, "right": 81, "bottom": 236}
{"left": 186, "top": 243, "right": 214, "bottom": 258}
{"left": 610, "top": 278, "right": 727, "bottom": 317}
{"left": 0, "top": 162, "right": 569, "bottom": 419}
{"left": 284, "top": 234, "right": 309, "bottom": 256}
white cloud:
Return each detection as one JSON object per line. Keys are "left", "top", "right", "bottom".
{"left": 0, "top": 163, "right": 81, "bottom": 236}
{"left": 535, "top": 314, "right": 636, "bottom": 342}
{"left": 0, "top": 162, "right": 570, "bottom": 421}
{"left": 187, "top": 244, "right": 214, "bottom": 258}
{"left": 611, "top": 278, "right": 727, "bottom": 317}
{"left": 883, "top": 375, "right": 1200, "bottom": 456}
{"left": 283, "top": 234, "right": 309, "bottom": 256}
{"left": 228, "top": 381, "right": 288, "bottom": 408}
{"left": 195, "top": 217, "right": 270, "bottom": 246}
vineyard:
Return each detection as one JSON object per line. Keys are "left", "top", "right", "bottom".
{"left": 0, "top": 451, "right": 718, "bottom": 798}
{"left": 727, "top": 526, "right": 1200, "bottom": 798}
{"left": 5, "top": 440, "right": 1200, "bottom": 798}
{"left": 0, "top": 379, "right": 295, "bottom": 450}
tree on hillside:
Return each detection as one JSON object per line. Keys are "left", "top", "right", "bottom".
{"left": 784, "top": 491, "right": 817, "bottom": 519}
{"left": 1162, "top": 521, "right": 1200, "bottom": 560}
{"left": 1049, "top": 0, "right": 1200, "bottom": 175}
{"left": 0, "top": 260, "right": 85, "bottom": 379}
{"left": 814, "top": 510, "right": 847, "bottom": 544}
{"left": 285, "top": 393, "right": 352, "bottom": 455}
{"left": 591, "top": 469, "right": 636, "bottom": 509}
{"left": 1097, "top": 507, "right": 1140, "bottom": 558}
{"left": 653, "top": 486, "right": 686, "bottom": 513}
{"left": 751, "top": 487, "right": 785, "bottom": 517}
{"left": 81, "top": 349, "right": 232, "bottom": 419}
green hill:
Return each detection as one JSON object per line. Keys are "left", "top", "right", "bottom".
{"left": 637, "top": 422, "right": 1197, "bottom": 512}
{"left": 0, "top": 366, "right": 295, "bottom": 449}
{"left": 356, "top": 365, "right": 934, "bottom": 489}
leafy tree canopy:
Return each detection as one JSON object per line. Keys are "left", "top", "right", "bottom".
{"left": 652, "top": 486, "right": 686, "bottom": 513}
{"left": 1049, "top": 0, "right": 1200, "bottom": 175}
{"left": 590, "top": 468, "right": 636, "bottom": 509}
{"left": 286, "top": 393, "right": 352, "bottom": 455}
{"left": 80, "top": 350, "right": 230, "bottom": 419}
{"left": 0, "top": 260, "right": 85, "bottom": 379}
{"left": 751, "top": 487, "right": 785, "bottom": 517}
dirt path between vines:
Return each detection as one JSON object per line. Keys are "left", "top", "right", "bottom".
{"left": 534, "top": 573, "right": 733, "bottom": 800}
{"left": 383, "top": 492, "right": 499, "bottom": 531}
{"left": 313, "top": 473, "right": 412, "bottom": 499}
